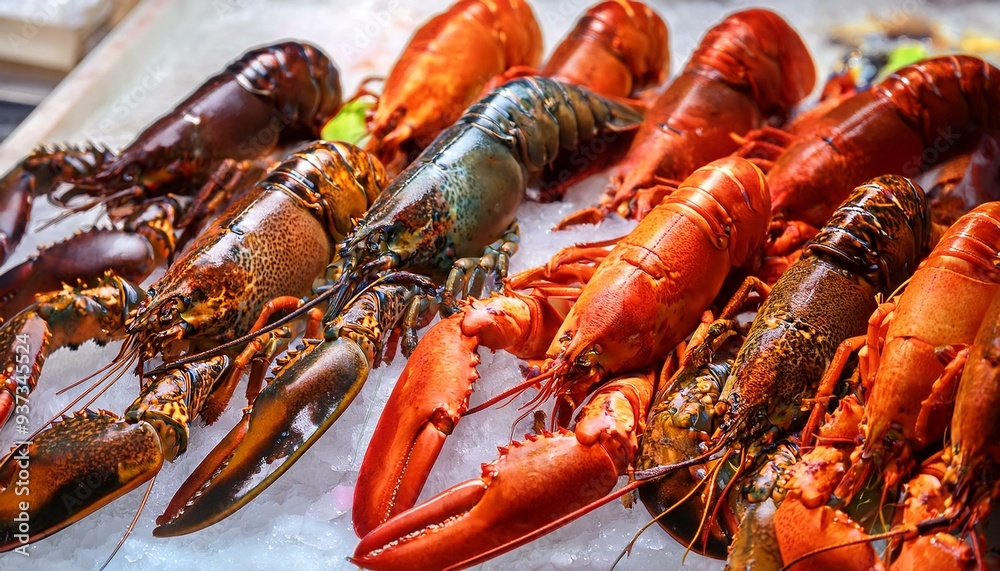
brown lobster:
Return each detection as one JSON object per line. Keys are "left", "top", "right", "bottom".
{"left": 0, "top": 41, "right": 342, "bottom": 319}
{"left": 634, "top": 175, "right": 933, "bottom": 566}
{"left": 351, "top": 156, "right": 772, "bottom": 568}
{"left": 0, "top": 140, "right": 390, "bottom": 552}
{"left": 557, "top": 8, "right": 815, "bottom": 228}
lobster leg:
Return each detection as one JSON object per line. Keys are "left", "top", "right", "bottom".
{"left": 0, "top": 229, "right": 159, "bottom": 321}
{"left": 0, "top": 273, "right": 146, "bottom": 431}
{"left": 352, "top": 370, "right": 655, "bottom": 571}
{"left": 440, "top": 219, "right": 520, "bottom": 315}
{"left": 0, "top": 143, "right": 116, "bottom": 265}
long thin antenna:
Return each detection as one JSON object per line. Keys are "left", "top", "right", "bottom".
{"left": 98, "top": 475, "right": 156, "bottom": 571}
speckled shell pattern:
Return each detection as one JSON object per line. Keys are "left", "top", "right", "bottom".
{"left": 338, "top": 76, "right": 643, "bottom": 278}
{"left": 719, "top": 175, "right": 933, "bottom": 440}
{"left": 129, "top": 141, "right": 387, "bottom": 347}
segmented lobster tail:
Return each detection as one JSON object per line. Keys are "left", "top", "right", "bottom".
{"left": 255, "top": 140, "right": 389, "bottom": 242}
{"left": 803, "top": 174, "right": 932, "bottom": 293}
{"left": 686, "top": 8, "right": 815, "bottom": 115}
{"left": 227, "top": 41, "right": 343, "bottom": 137}
{"left": 462, "top": 76, "right": 644, "bottom": 173}
{"left": 542, "top": 0, "right": 670, "bottom": 95}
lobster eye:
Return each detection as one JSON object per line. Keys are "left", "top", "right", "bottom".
{"left": 122, "top": 164, "right": 141, "bottom": 183}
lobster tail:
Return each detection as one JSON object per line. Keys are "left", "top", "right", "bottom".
{"left": 228, "top": 41, "right": 343, "bottom": 136}
{"left": 687, "top": 8, "right": 815, "bottom": 118}
{"left": 804, "top": 174, "right": 932, "bottom": 292}
{"left": 542, "top": 0, "right": 670, "bottom": 95}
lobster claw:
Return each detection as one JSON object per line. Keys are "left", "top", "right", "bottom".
{"left": 352, "top": 291, "right": 571, "bottom": 537}
{"left": 352, "top": 371, "right": 654, "bottom": 571}
{"left": 0, "top": 411, "right": 163, "bottom": 550}
{"left": 352, "top": 429, "right": 619, "bottom": 571}
{"left": 154, "top": 336, "right": 371, "bottom": 536}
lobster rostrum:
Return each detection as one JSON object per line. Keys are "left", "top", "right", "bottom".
{"left": 635, "top": 175, "right": 933, "bottom": 558}
{"left": 557, "top": 8, "right": 816, "bottom": 228}
{"left": 361, "top": 0, "right": 543, "bottom": 176}
{"left": 350, "top": 156, "right": 772, "bottom": 569}
{"left": 0, "top": 41, "right": 342, "bottom": 318}
{"left": 0, "top": 140, "right": 389, "bottom": 552}
{"left": 130, "top": 76, "right": 644, "bottom": 537}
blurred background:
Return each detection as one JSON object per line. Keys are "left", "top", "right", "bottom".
{"left": 0, "top": 0, "right": 137, "bottom": 141}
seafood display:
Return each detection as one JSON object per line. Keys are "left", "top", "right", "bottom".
{"left": 1, "top": 1, "right": 999, "bottom": 570}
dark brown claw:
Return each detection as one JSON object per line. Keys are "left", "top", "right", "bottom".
{"left": 0, "top": 229, "right": 156, "bottom": 320}
{"left": 0, "top": 412, "right": 163, "bottom": 550}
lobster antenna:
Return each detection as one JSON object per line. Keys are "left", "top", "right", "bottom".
{"left": 99, "top": 474, "right": 156, "bottom": 571}
{"left": 464, "top": 369, "right": 555, "bottom": 416}
{"left": 81, "top": 350, "right": 138, "bottom": 411}
{"left": 144, "top": 282, "right": 346, "bottom": 374}
{"left": 696, "top": 447, "right": 745, "bottom": 555}
{"left": 56, "top": 332, "right": 138, "bottom": 395}
{"left": 144, "top": 270, "right": 437, "bottom": 376}
{"left": 611, "top": 459, "right": 724, "bottom": 571}
{"left": 507, "top": 407, "right": 538, "bottom": 445}
{"left": 683, "top": 447, "right": 734, "bottom": 563}
{"left": 634, "top": 440, "right": 729, "bottom": 481}
{"left": 776, "top": 517, "right": 954, "bottom": 571}
{"left": 23, "top": 337, "right": 139, "bottom": 444}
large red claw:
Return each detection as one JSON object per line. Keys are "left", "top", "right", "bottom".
{"left": 774, "top": 496, "right": 883, "bottom": 571}
{"left": 353, "top": 293, "right": 570, "bottom": 537}
{"left": 352, "top": 430, "right": 619, "bottom": 571}
{"left": 353, "top": 371, "right": 653, "bottom": 571}
{"left": 155, "top": 336, "right": 372, "bottom": 537}
{"left": 0, "top": 411, "right": 163, "bottom": 551}
{"left": 353, "top": 317, "right": 480, "bottom": 537}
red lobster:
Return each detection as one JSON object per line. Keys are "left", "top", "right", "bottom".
{"left": 763, "top": 55, "right": 1000, "bottom": 251}
{"left": 362, "top": 0, "right": 543, "bottom": 176}
{"left": 351, "top": 156, "right": 772, "bottom": 568}
{"left": 557, "top": 8, "right": 815, "bottom": 227}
